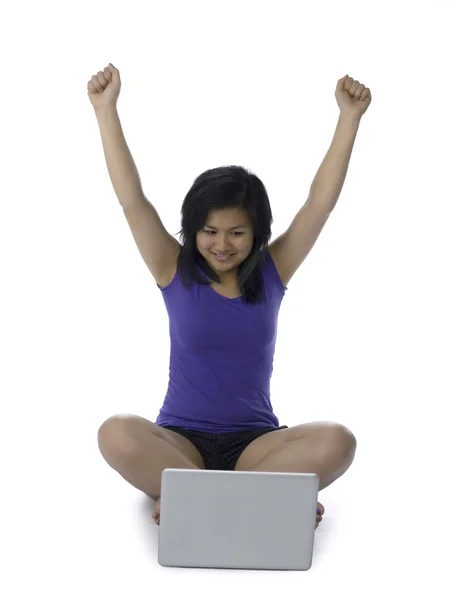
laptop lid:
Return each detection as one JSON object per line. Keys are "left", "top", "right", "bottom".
{"left": 158, "top": 469, "right": 319, "bottom": 570}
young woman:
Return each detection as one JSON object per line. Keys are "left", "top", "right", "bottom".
{"left": 88, "top": 63, "right": 371, "bottom": 529}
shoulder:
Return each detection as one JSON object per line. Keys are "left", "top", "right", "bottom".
{"left": 266, "top": 248, "right": 288, "bottom": 291}
{"left": 156, "top": 249, "right": 180, "bottom": 288}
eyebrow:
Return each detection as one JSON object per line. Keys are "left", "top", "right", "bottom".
{"left": 204, "top": 225, "right": 247, "bottom": 230}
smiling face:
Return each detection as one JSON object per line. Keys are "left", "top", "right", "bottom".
{"left": 196, "top": 207, "right": 254, "bottom": 278}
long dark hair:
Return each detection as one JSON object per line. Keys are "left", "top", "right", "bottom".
{"left": 174, "top": 165, "right": 273, "bottom": 304}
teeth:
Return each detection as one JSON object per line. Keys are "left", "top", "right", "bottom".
{"left": 215, "top": 253, "right": 232, "bottom": 260}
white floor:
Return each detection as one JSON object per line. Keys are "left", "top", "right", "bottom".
{"left": 3, "top": 2, "right": 449, "bottom": 595}
{"left": 3, "top": 413, "right": 445, "bottom": 599}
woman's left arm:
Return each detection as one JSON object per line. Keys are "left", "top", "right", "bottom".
{"left": 268, "top": 75, "right": 372, "bottom": 286}
{"left": 308, "top": 75, "right": 372, "bottom": 212}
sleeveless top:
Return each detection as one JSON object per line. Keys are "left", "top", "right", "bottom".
{"left": 154, "top": 250, "right": 287, "bottom": 433}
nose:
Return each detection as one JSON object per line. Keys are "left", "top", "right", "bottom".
{"left": 215, "top": 234, "right": 232, "bottom": 252}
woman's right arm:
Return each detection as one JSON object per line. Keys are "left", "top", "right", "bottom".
{"left": 95, "top": 106, "right": 145, "bottom": 208}
{"left": 89, "top": 66, "right": 180, "bottom": 285}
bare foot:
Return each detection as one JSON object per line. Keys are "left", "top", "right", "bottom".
{"left": 316, "top": 502, "right": 325, "bottom": 529}
{"left": 152, "top": 497, "right": 161, "bottom": 525}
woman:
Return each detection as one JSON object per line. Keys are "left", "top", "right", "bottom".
{"left": 88, "top": 63, "right": 372, "bottom": 529}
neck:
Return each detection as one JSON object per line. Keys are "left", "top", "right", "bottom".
{"left": 218, "top": 272, "right": 238, "bottom": 286}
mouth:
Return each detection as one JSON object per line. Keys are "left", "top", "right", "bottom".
{"left": 213, "top": 252, "right": 235, "bottom": 261}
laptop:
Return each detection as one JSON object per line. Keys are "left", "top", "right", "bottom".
{"left": 158, "top": 468, "right": 319, "bottom": 570}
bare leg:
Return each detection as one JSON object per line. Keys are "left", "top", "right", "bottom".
{"left": 248, "top": 436, "right": 356, "bottom": 491}
{"left": 235, "top": 422, "right": 356, "bottom": 491}
{"left": 235, "top": 422, "right": 356, "bottom": 528}
{"left": 97, "top": 414, "right": 205, "bottom": 522}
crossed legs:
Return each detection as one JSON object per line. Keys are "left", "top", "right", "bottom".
{"left": 98, "top": 416, "right": 356, "bottom": 527}
{"left": 235, "top": 421, "right": 357, "bottom": 490}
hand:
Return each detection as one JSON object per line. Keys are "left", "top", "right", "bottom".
{"left": 87, "top": 63, "right": 121, "bottom": 111}
{"left": 335, "top": 75, "right": 372, "bottom": 120}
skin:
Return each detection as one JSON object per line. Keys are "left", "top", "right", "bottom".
{"left": 195, "top": 207, "right": 255, "bottom": 286}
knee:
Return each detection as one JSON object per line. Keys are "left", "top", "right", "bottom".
{"left": 329, "top": 423, "right": 357, "bottom": 462}
{"left": 97, "top": 414, "right": 140, "bottom": 465}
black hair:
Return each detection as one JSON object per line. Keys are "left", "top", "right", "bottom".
{"left": 174, "top": 165, "right": 273, "bottom": 304}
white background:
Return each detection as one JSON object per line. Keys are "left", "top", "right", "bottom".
{"left": 1, "top": 0, "right": 448, "bottom": 597}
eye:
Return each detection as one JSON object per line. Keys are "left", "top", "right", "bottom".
{"left": 203, "top": 230, "right": 244, "bottom": 236}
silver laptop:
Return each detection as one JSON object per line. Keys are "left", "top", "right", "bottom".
{"left": 158, "top": 468, "right": 319, "bottom": 570}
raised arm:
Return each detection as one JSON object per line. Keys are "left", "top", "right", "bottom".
{"left": 88, "top": 64, "right": 180, "bottom": 285}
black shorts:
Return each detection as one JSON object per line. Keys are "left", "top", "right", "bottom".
{"left": 161, "top": 425, "right": 289, "bottom": 471}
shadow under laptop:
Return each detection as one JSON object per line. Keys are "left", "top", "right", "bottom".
{"left": 134, "top": 494, "right": 160, "bottom": 561}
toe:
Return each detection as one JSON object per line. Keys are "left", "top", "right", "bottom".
{"left": 315, "top": 501, "right": 324, "bottom": 528}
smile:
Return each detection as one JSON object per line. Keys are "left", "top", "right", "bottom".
{"left": 213, "top": 253, "right": 234, "bottom": 261}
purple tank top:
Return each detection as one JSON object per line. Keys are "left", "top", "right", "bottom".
{"left": 154, "top": 250, "right": 287, "bottom": 433}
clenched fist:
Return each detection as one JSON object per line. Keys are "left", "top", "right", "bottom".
{"left": 87, "top": 63, "right": 121, "bottom": 111}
